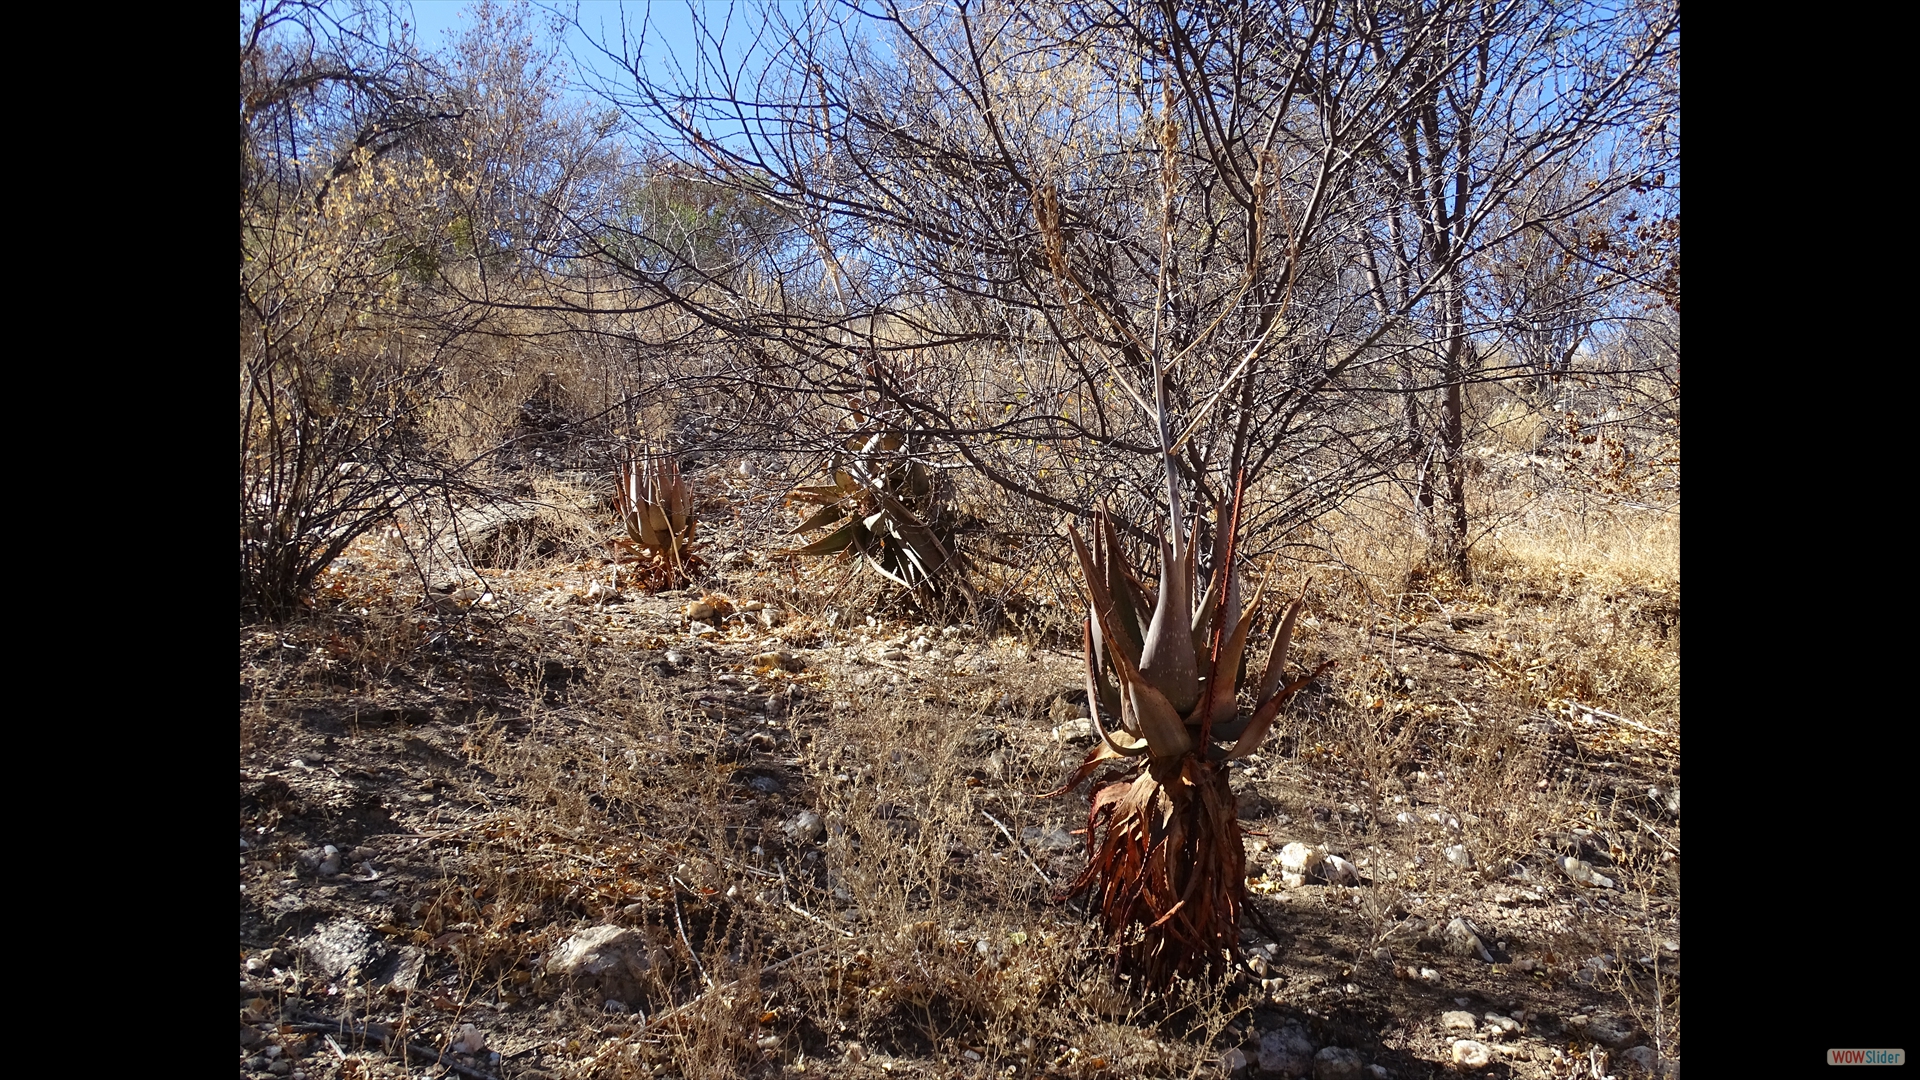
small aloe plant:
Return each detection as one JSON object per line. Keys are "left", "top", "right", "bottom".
{"left": 781, "top": 413, "right": 973, "bottom": 600}
{"left": 1048, "top": 472, "right": 1334, "bottom": 990}
{"left": 613, "top": 448, "right": 702, "bottom": 588}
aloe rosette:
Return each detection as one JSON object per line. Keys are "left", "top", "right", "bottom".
{"left": 1048, "top": 477, "right": 1333, "bottom": 989}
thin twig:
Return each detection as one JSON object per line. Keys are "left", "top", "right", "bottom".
{"left": 640, "top": 943, "right": 836, "bottom": 1034}
{"left": 668, "top": 875, "right": 713, "bottom": 988}
{"left": 1619, "top": 808, "right": 1680, "bottom": 855}
{"left": 784, "top": 900, "right": 856, "bottom": 937}
{"left": 980, "top": 808, "right": 1053, "bottom": 887}
{"left": 1564, "top": 700, "right": 1677, "bottom": 740}
{"left": 287, "top": 1011, "right": 501, "bottom": 1080}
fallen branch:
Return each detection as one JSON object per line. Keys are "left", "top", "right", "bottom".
{"left": 1563, "top": 700, "right": 1677, "bottom": 740}
{"left": 286, "top": 1011, "right": 501, "bottom": 1080}
{"left": 980, "top": 808, "right": 1053, "bottom": 887}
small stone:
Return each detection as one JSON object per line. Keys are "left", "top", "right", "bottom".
{"left": 1258, "top": 1023, "right": 1316, "bottom": 1077}
{"left": 452, "top": 1024, "right": 486, "bottom": 1055}
{"left": 1278, "top": 842, "right": 1325, "bottom": 889}
{"left": 785, "top": 811, "right": 826, "bottom": 843}
{"left": 686, "top": 601, "right": 718, "bottom": 621}
{"left": 1582, "top": 1015, "right": 1636, "bottom": 1048}
{"left": 1444, "top": 844, "right": 1474, "bottom": 869}
{"left": 267, "top": 1060, "right": 292, "bottom": 1076}
{"left": 757, "top": 1035, "right": 783, "bottom": 1050}
{"left": 386, "top": 946, "right": 426, "bottom": 991}
{"left": 1561, "top": 856, "right": 1615, "bottom": 889}
{"left": 1221, "top": 1047, "right": 1250, "bottom": 1075}
{"left": 545, "top": 925, "right": 654, "bottom": 1004}
{"left": 1053, "top": 717, "right": 1095, "bottom": 745}
{"left": 1443, "top": 917, "right": 1493, "bottom": 962}
{"left": 604, "top": 999, "right": 629, "bottom": 1014}
{"left": 1441, "top": 1011, "right": 1478, "bottom": 1032}
{"left": 1450, "top": 1040, "right": 1491, "bottom": 1068}
{"left": 1417, "top": 967, "right": 1440, "bottom": 984}
{"left": 1617, "top": 1045, "right": 1662, "bottom": 1074}
{"left": 1366, "top": 1067, "right": 1393, "bottom": 1079}
{"left": 1323, "top": 854, "right": 1359, "bottom": 885}
{"left": 1313, "top": 1046, "right": 1364, "bottom": 1080}
{"left": 1576, "top": 954, "right": 1614, "bottom": 985}
{"left": 1483, "top": 1013, "right": 1519, "bottom": 1038}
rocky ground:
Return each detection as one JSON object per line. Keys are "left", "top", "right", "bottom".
{"left": 240, "top": 474, "right": 1679, "bottom": 1080}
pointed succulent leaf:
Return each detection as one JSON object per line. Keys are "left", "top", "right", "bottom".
{"left": 1257, "top": 593, "right": 1307, "bottom": 705}
{"left": 1098, "top": 511, "right": 1151, "bottom": 650}
{"left": 789, "top": 485, "right": 848, "bottom": 504}
{"left": 1228, "top": 660, "right": 1337, "bottom": 758}
{"left": 1083, "top": 616, "right": 1149, "bottom": 756}
{"left": 1209, "top": 565, "right": 1271, "bottom": 699}
{"left": 1066, "top": 523, "right": 1140, "bottom": 666}
{"left": 784, "top": 518, "right": 863, "bottom": 556}
{"left": 1138, "top": 537, "right": 1200, "bottom": 716}
{"left": 791, "top": 503, "right": 847, "bottom": 534}
{"left": 1120, "top": 662, "right": 1195, "bottom": 760}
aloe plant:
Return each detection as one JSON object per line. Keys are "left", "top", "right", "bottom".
{"left": 1048, "top": 473, "right": 1334, "bottom": 990}
{"left": 781, "top": 418, "right": 974, "bottom": 600}
{"left": 613, "top": 449, "right": 702, "bottom": 588}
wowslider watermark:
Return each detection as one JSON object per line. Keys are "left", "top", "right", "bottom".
{"left": 1829, "top": 1049, "right": 1905, "bottom": 1065}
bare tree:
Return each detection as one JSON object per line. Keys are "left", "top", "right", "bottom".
{"left": 550, "top": 0, "right": 1675, "bottom": 586}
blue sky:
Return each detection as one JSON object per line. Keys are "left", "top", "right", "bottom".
{"left": 404, "top": 1, "right": 809, "bottom": 107}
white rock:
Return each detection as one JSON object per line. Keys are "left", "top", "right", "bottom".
{"left": 1444, "top": 844, "right": 1473, "bottom": 869}
{"left": 452, "top": 1024, "right": 486, "bottom": 1054}
{"left": 1258, "top": 1024, "right": 1316, "bottom": 1077}
{"left": 1313, "top": 1046, "right": 1364, "bottom": 1080}
{"left": 785, "top": 811, "right": 826, "bottom": 843}
{"left": 1278, "top": 842, "right": 1325, "bottom": 888}
{"left": 1441, "top": 1011, "right": 1478, "bottom": 1032}
{"left": 1581, "top": 1015, "right": 1636, "bottom": 1048}
{"left": 1620, "top": 1045, "right": 1666, "bottom": 1068}
{"left": 1450, "top": 1040, "right": 1491, "bottom": 1067}
{"left": 1443, "top": 917, "right": 1493, "bottom": 962}
{"left": 1221, "top": 1047, "right": 1249, "bottom": 1075}
{"left": 544, "top": 925, "right": 654, "bottom": 1003}
{"left": 1323, "top": 854, "right": 1359, "bottom": 885}
{"left": 1053, "top": 717, "right": 1095, "bottom": 745}
{"left": 1561, "top": 856, "right": 1615, "bottom": 889}
{"left": 1483, "top": 1013, "right": 1519, "bottom": 1038}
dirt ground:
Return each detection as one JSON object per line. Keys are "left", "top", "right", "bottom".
{"left": 239, "top": 475, "right": 1679, "bottom": 1080}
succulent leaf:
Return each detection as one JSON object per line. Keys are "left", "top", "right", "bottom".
{"left": 1138, "top": 537, "right": 1200, "bottom": 716}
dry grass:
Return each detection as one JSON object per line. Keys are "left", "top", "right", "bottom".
{"left": 240, "top": 399, "right": 1679, "bottom": 1078}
